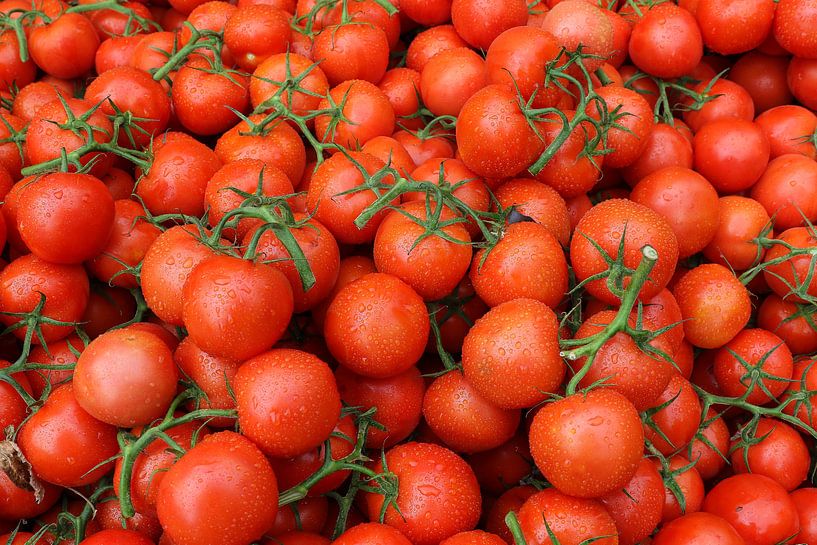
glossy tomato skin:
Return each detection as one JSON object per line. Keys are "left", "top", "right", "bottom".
{"left": 364, "top": 442, "right": 481, "bottom": 545}
{"left": 763, "top": 227, "right": 817, "bottom": 302}
{"left": 422, "top": 370, "right": 520, "bottom": 454}
{"left": 751, "top": 154, "right": 817, "bottom": 230}
{"left": 658, "top": 455, "right": 705, "bottom": 523}
{"left": 644, "top": 375, "right": 702, "bottom": 455}
{"left": 315, "top": 80, "right": 395, "bottom": 149}
{"left": 652, "top": 512, "right": 746, "bottom": 545}
{"left": 791, "top": 488, "right": 817, "bottom": 545}
{"left": 0, "top": 254, "right": 89, "bottom": 344}
{"left": 157, "top": 431, "right": 279, "bottom": 545}
{"left": 18, "top": 383, "right": 119, "bottom": 487}
{"left": 541, "top": 0, "right": 613, "bottom": 71}
{"left": 713, "top": 328, "right": 793, "bottom": 404}
{"left": 673, "top": 264, "right": 751, "bottom": 349}
{"left": 493, "top": 178, "right": 570, "bottom": 246}
{"left": 324, "top": 273, "right": 429, "bottom": 378}
{"left": 600, "top": 458, "right": 665, "bottom": 545}
{"left": 73, "top": 328, "right": 178, "bottom": 427}
{"left": 571, "top": 199, "right": 679, "bottom": 306}
{"left": 78, "top": 529, "right": 155, "bottom": 545}
{"left": 182, "top": 255, "right": 294, "bottom": 361}
{"left": 29, "top": 13, "right": 99, "bottom": 79}
{"left": 332, "top": 523, "right": 412, "bottom": 545}
{"left": 702, "top": 196, "right": 772, "bottom": 271}
{"left": 529, "top": 389, "right": 644, "bottom": 498}
{"left": 629, "top": 3, "right": 703, "bottom": 78}
{"left": 695, "top": 0, "right": 774, "bottom": 55}
{"left": 774, "top": 0, "right": 817, "bottom": 58}
{"left": 470, "top": 222, "right": 567, "bottom": 309}
{"left": 758, "top": 294, "right": 817, "bottom": 355}
{"left": 420, "top": 47, "right": 487, "bottom": 118}
{"left": 755, "top": 105, "right": 817, "bottom": 159}
{"left": 730, "top": 418, "right": 809, "bottom": 491}
{"left": 234, "top": 348, "right": 341, "bottom": 458}
{"left": 461, "top": 298, "right": 564, "bottom": 410}
{"left": 517, "top": 488, "right": 617, "bottom": 545}
{"left": 693, "top": 119, "right": 770, "bottom": 193}
{"left": 702, "top": 474, "right": 799, "bottom": 545}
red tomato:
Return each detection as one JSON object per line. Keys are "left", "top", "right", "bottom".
{"left": 751, "top": 154, "right": 817, "bottom": 230}
{"left": 420, "top": 48, "right": 487, "bottom": 118}
{"left": 314, "top": 80, "right": 395, "bottom": 149}
{"left": 518, "top": 488, "right": 618, "bottom": 545}
{"left": 653, "top": 512, "right": 745, "bottom": 545}
{"left": 774, "top": 0, "right": 817, "bottom": 58}
{"left": 702, "top": 196, "right": 772, "bottom": 271}
{"left": 791, "top": 488, "right": 817, "bottom": 545}
{"left": 695, "top": 0, "right": 775, "bottom": 55}
{"left": 658, "top": 456, "right": 705, "bottom": 523}
{"left": 542, "top": 0, "right": 613, "bottom": 71}
{"left": 234, "top": 348, "right": 340, "bottom": 457}
{"left": 629, "top": 3, "right": 703, "bottom": 79}
{"left": 600, "top": 458, "right": 664, "bottom": 545}
{"left": 730, "top": 418, "right": 809, "bottom": 491}
{"left": 157, "top": 431, "right": 279, "bottom": 545}
{"left": 644, "top": 374, "right": 702, "bottom": 455}
{"left": 729, "top": 52, "right": 794, "bottom": 113}
{"left": 450, "top": 0, "right": 527, "bottom": 50}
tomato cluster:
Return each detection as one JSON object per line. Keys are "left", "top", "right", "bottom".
{"left": 1, "top": 0, "right": 817, "bottom": 544}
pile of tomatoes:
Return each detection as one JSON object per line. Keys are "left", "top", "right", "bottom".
{"left": 1, "top": 0, "right": 817, "bottom": 544}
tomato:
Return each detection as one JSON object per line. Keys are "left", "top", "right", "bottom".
{"left": 420, "top": 47, "right": 487, "bottom": 117}
{"left": 223, "top": 5, "right": 290, "bottom": 71}
{"left": 406, "top": 25, "right": 466, "bottom": 72}
{"left": 311, "top": 255, "right": 377, "bottom": 330}
{"left": 571, "top": 199, "right": 679, "bottom": 306}
{"left": 157, "top": 431, "right": 279, "bottom": 545}
{"left": 18, "top": 383, "right": 118, "bottom": 487}
{"left": 314, "top": 80, "right": 395, "bottom": 150}
{"left": 266, "top": 532, "right": 329, "bottom": 545}
{"left": 25, "top": 335, "right": 82, "bottom": 397}
{"left": 755, "top": 105, "right": 817, "bottom": 160}
{"left": 268, "top": 497, "right": 329, "bottom": 536}
{"left": 730, "top": 52, "right": 794, "bottom": 113}
{"left": 250, "top": 53, "right": 329, "bottom": 117}
{"left": 0, "top": 31, "right": 35, "bottom": 90}
{"left": 652, "top": 512, "right": 745, "bottom": 545}
{"left": 172, "top": 57, "right": 250, "bottom": 136}
{"left": 324, "top": 272, "right": 428, "bottom": 378}
{"left": 631, "top": 166, "right": 720, "bottom": 258}
{"left": 703, "top": 473, "right": 799, "bottom": 545}
{"left": 542, "top": 0, "right": 613, "bottom": 71}
{"left": 621, "top": 123, "right": 694, "bottom": 186}
{"left": 73, "top": 328, "right": 178, "bottom": 427}
{"left": 311, "top": 24, "right": 389, "bottom": 86}
{"left": 467, "top": 434, "right": 533, "bottom": 496}
{"left": 25, "top": 98, "right": 114, "bottom": 176}
{"left": 12, "top": 81, "right": 65, "bottom": 123}
{"left": 774, "top": 0, "right": 817, "bottom": 58}
{"left": 332, "top": 523, "right": 412, "bottom": 545}
{"left": 141, "top": 225, "right": 220, "bottom": 326}
{"left": 673, "top": 264, "right": 751, "bottom": 349}
{"left": 0, "top": 467, "right": 60, "bottom": 521}
{"left": 758, "top": 294, "right": 817, "bottom": 355}
{"left": 702, "top": 196, "right": 772, "bottom": 271}
{"left": 29, "top": 13, "right": 100, "bottom": 79}
{"left": 204, "top": 158, "right": 293, "bottom": 240}
{"left": 450, "top": 0, "right": 526, "bottom": 50}
{"left": 693, "top": 118, "right": 770, "bottom": 193}
{"left": 572, "top": 310, "right": 675, "bottom": 411}
{"left": 751, "top": 154, "right": 817, "bottom": 230}
{"left": 629, "top": 3, "right": 703, "bottom": 79}
{"left": 590, "top": 86, "right": 655, "bottom": 169}
{"left": 529, "top": 389, "right": 644, "bottom": 498}
{"left": 234, "top": 348, "right": 340, "bottom": 457}
{"left": 89, "top": 1, "right": 154, "bottom": 39}
{"left": 791, "top": 488, "right": 817, "bottom": 545}
{"left": 470, "top": 222, "right": 567, "bottom": 308}
{"left": 0, "top": 254, "right": 89, "bottom": 343}
{"left": 730, "top": 418, "right": 809, "bottom": 491}
{"left": 762, "top": 227, "right": 817, "bottom": 303}
{"left": 80, "top": 527, "right": 155, "bottom": 545}
{"left": 335, "top": 365, "right": 424, "bottom": 449}
{"left": 456, "top": 84, "right": 545, "bottom": 179}
{"left": 85, "top": 66, "right": 171, "bottom": 149}
{"left": 182, "top": 255, "right": 294, "bottom": 361}
{"left": 306, "top": 152, "right": 394, "bottom": 244}
{"left": 658, "top": 455, "right": 705, "bottom": 523}
{"left": 323, "top": 0, "right": 400, "bottom": 49}
{"left": 130, "top": 31, "right": 176, "bottom": 75}
{"left": 493, "top": 178, "right": 570, "bottom": 246}
{"left": 364, "top": 442, "right": 481, "bottom": 545}
{"left": 378, "top": 68, "right": 422, "bottom": 128}
{"left": 485, "top": 26, "right": 562, "bottom": 109}
{"left": 695, "top": 0, "right": 774, "bottom": 55}
{"left": 484, "top": 486, "right": 535, "bottom": 543}
{"left": 439, "top": 531, "right": 505, "bottom": 545}
{"left": 268, "top": 414, "right": 356, "bottom": 495}
{"left": 393, "top": 130, "right": 455, "bottom": 167}
{"left": 461, "top": 298, "right": 563, "bottom": 409}
{"left": 373, "top": 202, "right": 471, "bottom": 301}
{"left": 136, "top": 132, "right": 223, "bottom": 217}
{"left": 686, "top": 409, "right": 730, "bottom": 480}
{"left": 172, "top": 337, "right": 238, "bottom": 427}
{"left": 644, "top": 375, "right": 702, "bottom": 455}
{"left": 517, "top": 488, "right": 618, "bottom": 545}
{"left": 422, "top": 370, "right": 519, "bottom": 454}
{"left": 113, "top": 419, "right": 208, "bottom": 517}
{"left": 0, "top": 112, "right": 25, "bottom": 181}
{"left": 601, "top": 458, "right": 664, "bottom": 545}
{"left": 787, "top": 57, "right": 817, "bottom": 112}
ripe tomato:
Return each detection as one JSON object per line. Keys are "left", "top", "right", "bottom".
{"left": 621, "top": 123, "right": 694, "bottom": 186}
{"left": 542, "top": 0, "right": 612, "bottom": 71}
{"left": 324, "top": 272, "right": 428, "bottom": 378}
{"left": 652, "top": 512, "right": 745, "bottom": 545}
{"left": 758, "top": 294, "right": 817, "bottom": 355}
{"left": 461, "top": 298, "right": 564, "bottom": 409}
{"left": 518, "top": 488, "right": 617, "bottom": 545}
{"left": 470, "top": 222, "right": 567, "bottom": 309}
{"left": 702, "top": 474, "right": 799, "bottom": 545}
{"left": 629, "top": 3, "right": 703, "bottom": 78}
{"left": 335, "top": 365, "right": 424, "bottom": 449}
{"left": 182, "top": 255, "right": 294, "bottom": 361}
{"left": 456, "top": 84, "right": 545, "bottom": 179}
{"left": 314, "top": 80, "right": 395, "bottom": 149}
{"left": 791, "top": 488, "right": 817, "bottom": 545}
{"left": 644, "top": 375, "right": 702, "bottom": 455}
{"left": 695, "top": 0, "right": 774, "bottom": 55}
{"left": 223, "top": 5, "right": 290, "bottom": 71}
{"left": 774, "top": 0, "right": 817, "bottom": 58}
{"left": 686, "top": 409, "right": 730, "bottom": 480}
{"left": 78, "top": 529, "right": 155, "bottom": 545}
{"left": 529, "top": 389, "right": 644, "bottom": 498}
{"left": 332, "top": 523, "right": 412, "bottom": 545}
{"left": 762, "top": 227, "right": 817, "bottom": 303}
{"left": 0, "top": 31, "right": 35, "bottom": 90}
{"left": 18, "top": 383, "right": 118, "bottom": 487}
{"left": 311, "top": 23, "right": 389, "bottom": 85}
{"left": 493, "top": 178, "right": 570, "bottom": 246}
{"left": 250, "top": 53, "right": 329, "bottom": 117}
{"left": 157, "top": 431, "right": 279, "bottom": 545}
{"left": 658, "top": 455, "right": 705, "bottom": 523}
{"left": 730, "top": 418, "right": 809, "bottom": 491}
{"left": 693, "top": 118, "right": 770, "bottom": 193}
{"left": 571, "top": 199, "right": 679, "bottom": 306}
{"left": 29, "top": 13, "right": 100, "bottom": 79}
{"left": 73, "top": 328, "right": 178, "bottom": 427}
{"left": 589, "top": 86, "right": 655, "bottom": 168}
{"left": 467, "top": 434, "right": 533, "bottom": 496}
{"left": 450, "top": 0, "right": 527, "bottom": 50}
{"left": 702, "top": 196, "right": 772, "bottom": 271}
{"left": 601, "top": 458, "right": 665, "bottom": 545}
{"left": 0, "top": 254, "right": 89, "bottom": 343}
{"left": 364, "top": 442, "right": 481, "bottom": 545}
{"left": 751, "top": 154, "right": 817, "bottom": 230}
{"left": 234, "top": 348, "right": 340, "bottom": 457}
{"left": 755, "top": 105, "right": 817, "bottom": 160}
{"left": 729, "top": 52, "right": 794, "bottom": 113}
{"left": 420, "top": 47, "right": 486, "bottom": 118}
{"left": 672, "top": 264, "right": 751, "bottom": 349}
